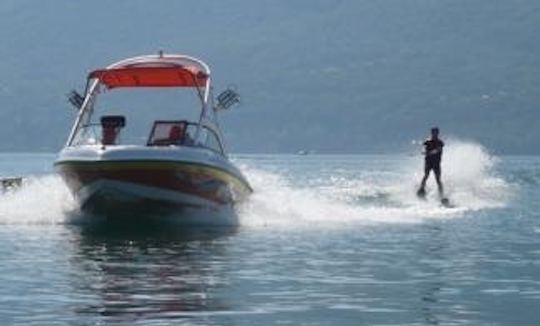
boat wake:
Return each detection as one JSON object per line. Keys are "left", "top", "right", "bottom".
{"left": 0, "top": 175, "right": 240, "bottom": 226}
{"left": 0, "top": 175, "right": 74, "bottom": 225}
{"left": 0, "top": 141, "right": 511, "bottom": 227}
{"left": 236, "top": 140, "right": 512, "bottom": 227}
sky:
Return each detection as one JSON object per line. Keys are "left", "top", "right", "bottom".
{"left": 0, "top": 0, "right": 538, "bottom": 154}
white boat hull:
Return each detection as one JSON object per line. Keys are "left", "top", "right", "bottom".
{"left": 55, "top": 145, "right": 252, "bottom": 222}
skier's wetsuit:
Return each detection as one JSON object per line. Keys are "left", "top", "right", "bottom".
{"left": 424, "top": 139, "right": 444, "bottom": 177}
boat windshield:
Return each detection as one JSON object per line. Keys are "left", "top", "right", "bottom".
{"left": 147, "top": 121, "right": 191, "bottom": 146}
{"left": 71, "top": 120, "right": 224, "bottom": 155}
{"left": 146, "top": 121, "right": 224, "bottom": 154}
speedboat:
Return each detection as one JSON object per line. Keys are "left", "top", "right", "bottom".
{"left": 55, "top": 53, "right": 252, "bottom": 220}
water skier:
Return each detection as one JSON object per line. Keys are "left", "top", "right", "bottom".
{"left": 417, "top": 127, "right": 444, "bottom": 198}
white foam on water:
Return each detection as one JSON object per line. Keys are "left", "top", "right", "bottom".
{"left": 0, "top": 141, "right": 510, "bottom": 227}
{"left": 406, "top": 139, "right": 511, "bottom": 209}
{"left": 237, "top": 140, "right": 511, "bottom": 228}
{"left": 237, "top": 168, "right": 455, "bottom": 228}
{"left": 0, "top": 174, "right": 75, "bottom": 225}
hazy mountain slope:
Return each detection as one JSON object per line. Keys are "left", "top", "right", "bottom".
{"left": 0, "top": 0, "right": 538, "bottom": 153}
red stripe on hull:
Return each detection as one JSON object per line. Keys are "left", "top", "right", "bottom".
{"left": 56, "top": 161, "right": 250, "bottom": 206}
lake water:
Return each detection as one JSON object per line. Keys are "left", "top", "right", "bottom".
{"left": 0, "top": 141, "right": 539, "bottom": 325}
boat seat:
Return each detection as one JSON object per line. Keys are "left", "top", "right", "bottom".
{"left": 168, "top": 125, "right": 183, "bottom": 143}
{"left": 101, "top": 115, "right": 125, "bottom": 145}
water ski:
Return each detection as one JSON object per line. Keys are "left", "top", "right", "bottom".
{"left": 417, "top": 187, "right": 454, "bottom": 208}
{"left": 440, "top": 197, "right": 454, "bottom": 208}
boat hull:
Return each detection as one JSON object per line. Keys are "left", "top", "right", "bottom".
{"left": 54, "top": 146, "right": 252, "bottom": 221}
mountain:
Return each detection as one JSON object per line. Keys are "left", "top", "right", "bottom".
{"left": 0, "top": 0, "right": 538, "bottom": 153}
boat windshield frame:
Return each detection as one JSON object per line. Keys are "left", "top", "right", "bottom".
{"left": 64, "top": 54, "right": 226, "bottom": 153}
{"left": 146, "top": 120, "right": 225, "bottom": 154}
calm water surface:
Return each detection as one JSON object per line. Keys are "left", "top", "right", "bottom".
{"left": 0, "top": 145, "right": 539, "bottom": 325}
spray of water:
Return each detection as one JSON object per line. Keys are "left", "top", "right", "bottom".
{"left": 0, "top": 175, "right": 74, "bottom": 225}
{"left": 402, "top": 139, "right": 511, "bottom": 209}
{"left": 237, "top": 140, "right": 511, "bottom": 227}
{"left": 0, "top": 141, "right": 510, "bottom": 227}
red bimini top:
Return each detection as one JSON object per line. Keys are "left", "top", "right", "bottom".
{"left": 87, "top": 54, "right": 210, "bottom": 89}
